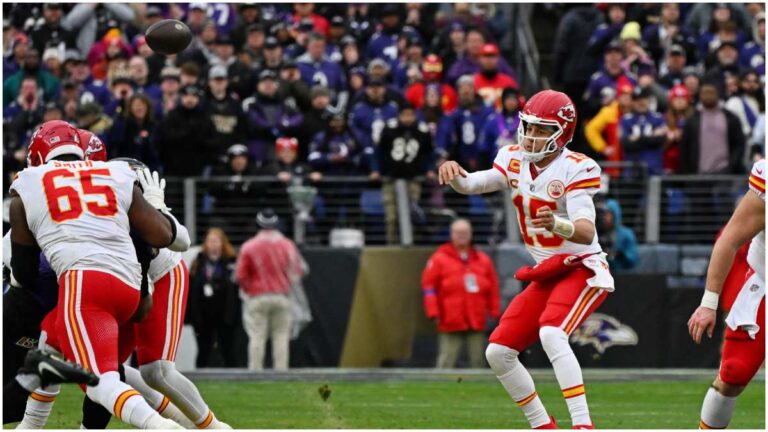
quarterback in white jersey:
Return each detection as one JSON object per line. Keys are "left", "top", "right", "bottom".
{"left": 8, "top": 120, "right": 188, "bottom": 429}
{"left": 689, "top": 159, "right": 765, "bottom": 429}
{"left": 440, "top": 90, "right": 613, "bottom": 429}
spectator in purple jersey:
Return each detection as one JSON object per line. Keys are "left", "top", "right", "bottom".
{"left": 243, "top": 70, "right": 304, "bottom": 166}
{"left": 445, "top": 28, "right": 515, "bottom": 85}
{"left": 297, "top": 32, "right": 348, "bottom": 113}
{"left": 366, "top": 4, "right": 405, "bottom": 64}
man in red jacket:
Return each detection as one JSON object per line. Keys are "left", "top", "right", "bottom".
{"left": 422, "top": 219, "right": 501, "bottom": 368}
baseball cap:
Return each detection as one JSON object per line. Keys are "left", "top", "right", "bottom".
{"left": 189, "top": 3, "right": 207, "bottom": 11}
{"left": 367, "top": 58, "right": 390, "bottom": 74}
{"left": 281, "top": 59, "right": 298, "bottom": 70}
{"left": 208, "top": 65, "right": 228, "bottom": 80}
{"left": 631, "top": 86, "right": 652, "bottom": 100}
{"left": 161, "top": 66, "right": 181, "bottom": 81}
{"left": 605, "top": 40, "right": 623, "bottom": 54}
{"left": 457, "top": 75, "right": 475, "bottom": 88}
{"left": 480, "top": 43, "right": 499, "bottom": 57}
{"left": 668, "top": 84, "right": 691, "bottom": 102}
{"left": 340, "top": 35, "right": 357, "bottom": 48}
{"left": 298, "top": 18, "right": 315, "bottom": 31}
{"left": 42, "top": 47, "right": 60, "bottom": 62}
{"left": 63, "top": 49, "right": 85, "bottom": 64}
{"left": 180, "top": 84, "right": 202, "bottom": 96}
{"left": 264, "top": 36, "right": 280, "bottom": 49}
{"left": 668, "top": 44, "right": 686, "bottom": 57}
{"left": 215, "top": 34, "right": 234, "bottom": 46}
{"left": 227, "top": 144, "right": 249, "bottom": 157}
{"left": 330, "top": 16, "right": 345, "bottom": 27}
{"left": 258, "top": 69, "right": 278, "bottom": 81}
{"left": 275, "top": 137, "right": 299, "bottom": 152}
{"left": 310, "top": 86, "right": 330, "bottom": 99}
{"left": 717, "top": 40, "right": 739, "bottom": 52}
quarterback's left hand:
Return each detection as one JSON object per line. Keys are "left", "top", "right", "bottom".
{"left": 687, "top": 306, "right": 716, "bottom": 344}
{"left": 532, "top": 207, "right": 555, "bottom": 231}
{"left": 137, "top": 168, "right": 169, "bottom": 212}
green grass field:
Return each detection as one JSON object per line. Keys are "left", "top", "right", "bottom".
{"left": 5, "top": 379, "right": 764, "bottom": 429}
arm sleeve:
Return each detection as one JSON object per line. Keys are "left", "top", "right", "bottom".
{"left": 566, "top": 189, "right": 597, "bottom": 223}
{"left": 161, "top": 211, "right": 190, "bottom": 252}
{"left": 565, "top": 159, "right": 601, "bottom": 222}
{"left": 448, "top": 168, "right": 507, "bottom": 194}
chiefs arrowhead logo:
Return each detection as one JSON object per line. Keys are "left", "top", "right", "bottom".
{"left": 557, "top": 104, "right": 576, "bottom": 123}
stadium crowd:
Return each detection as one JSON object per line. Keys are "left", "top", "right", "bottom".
{"left": 2, "top": 3, "right": 765, "bottom": 233}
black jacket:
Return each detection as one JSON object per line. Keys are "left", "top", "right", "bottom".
{"left": 679, "top": 108, "right": 746, "bottom": 174}
{"left": 207, "top": 93, "right": 247, "bottom": 160}
{"left": 552, "top": 6, "right": 604, "bottom": 86}
{"left": 188, "top": 254, "right": 240, "bottom": 328}
{"left": 157, "top": 104, "right": 216, "bottom": 176}
{"left": 377, "top": 119, "right": 434, "bottom": 179}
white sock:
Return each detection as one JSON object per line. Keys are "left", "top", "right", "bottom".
{"left": 123, "top": 364, "right": 196, "bottom": 428}
{"left": 486, "top": 343, "right": 551, "bottom": 428}
{"left": 540, "top": 326, "right": 591, "bottom": 426}
{"left": 84, "top": 371, "right": 163, "bottom": 429}
{"left": 17, "top": 385, "right": 60, "bottom": 429}
{"left": 700, "top": 387, "right": 737, "bottom": 429}
{"left": 140, "top": 361, "right": 215, "bottom": 425}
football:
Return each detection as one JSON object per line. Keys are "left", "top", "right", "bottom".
{"left": 145, "top": 19, "right": 192, "bottom": 55}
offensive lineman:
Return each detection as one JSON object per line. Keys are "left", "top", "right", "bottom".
{"left": 439, "top": 90, "right": 614, "bottom": 429}
{"left": 688, "top": 160, "right": 765, "bottom": 429}
{"left": 9, "top": 120, "right": 189, "bottom": 429}
{"left": 17, "top": 136, "right": 228, "bottom": 428}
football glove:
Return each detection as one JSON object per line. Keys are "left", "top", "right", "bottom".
{"left": 137, "top": 168, "right": 169, "bottom": 212}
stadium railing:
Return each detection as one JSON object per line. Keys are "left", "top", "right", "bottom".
{"left": 163, "top": 168, "right": 746, "bottom": 247}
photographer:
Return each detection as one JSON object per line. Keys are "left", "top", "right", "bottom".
{"left": 595, "top": 197, "right": 639, "bottom": 272}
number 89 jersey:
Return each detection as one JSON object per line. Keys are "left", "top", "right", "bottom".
{"left": 493, "top": 145, "right": 604, "bottom": 264}
{"left": 10, "top": 160, "right": 142, "bottom": 288}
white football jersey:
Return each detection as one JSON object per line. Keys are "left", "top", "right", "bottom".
{"left": 10, "top": 160, "right": 142, "bottom": 288}
{"left": 747, "top": 159, "right": 765, "bottom": 281}
{"left": 148, "top": 248, "right": 183, "bottom": 283}
{"left": 493, "top": 145, "right": 604, "bottom": 263}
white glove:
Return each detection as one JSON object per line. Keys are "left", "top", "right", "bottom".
{"left": 137, "top": 168, "right": 168, "bottom": 211}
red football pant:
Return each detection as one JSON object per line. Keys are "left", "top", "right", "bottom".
{"left": 135, "top": 261, "right": 189, "bottom": 365}
{"left": 55, "top": 270, "right": 140, "bottom": 375}
{"left": 719, "top": 296, "right": 765, "bottom": 386}
{"left": 490, "top": 267, "right": 608, "bottom": 352}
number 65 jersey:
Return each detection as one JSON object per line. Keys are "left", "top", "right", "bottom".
{"left": 10, "top": 160, "right": 142, "bottom": 289}
{"left": 493, "top": 145, "right": 614, "bottom": 290}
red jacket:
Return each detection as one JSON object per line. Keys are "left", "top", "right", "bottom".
{"left": 404, "top": 82, "right": 458, "bottom": 113}
{"left": 421, "top": 243, "right": 501, "bottom": 332}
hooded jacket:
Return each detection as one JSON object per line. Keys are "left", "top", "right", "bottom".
{"left": 602, "top": 199, "right": 639, "bottom": 272}
{"left": 421, "top": 243, "right": 501, "bottom": 332}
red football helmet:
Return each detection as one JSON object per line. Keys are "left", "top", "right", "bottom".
{"left": 78, "top": 129, "right": 107, "bottom": 161}
{"left": 27, "top": 120, "right": 83, "bottom": 167}
{"left": 517, "top": 90, "right": 577, "bottom": 162}
{"left": 422, "top": 54, "right": 443, "bottom": 82}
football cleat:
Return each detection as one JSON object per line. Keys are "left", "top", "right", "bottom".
{"left": 20, "top": 349, "right": 99, "bottom": 388}
{"left": 535, "top": 416, "right": 558, "bottom": 429}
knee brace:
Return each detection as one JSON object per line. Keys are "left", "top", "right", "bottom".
{"left": 719, "top": 358, "right": 754, "bottom": 387}
{"left": 485, "top": 343, "right": 520, "bottom": 376}
{"left": 539, "top": 326, "right": 573, "bottom": 363}
{"left": 139, "top": 360, "right": 174, "bottom": 390}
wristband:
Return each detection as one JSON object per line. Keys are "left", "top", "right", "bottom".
{"left": 700, "top": 290, "right": 719, "bottom": 310}
{"left": 552, "top": 215, "right": 575, "bottom": 239}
